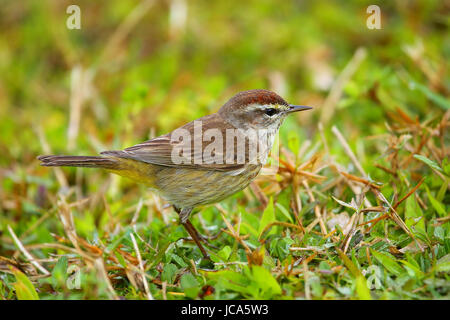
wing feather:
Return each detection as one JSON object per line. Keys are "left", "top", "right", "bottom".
{"left": 101, "top": 113, "right": 252, "bottom": 171}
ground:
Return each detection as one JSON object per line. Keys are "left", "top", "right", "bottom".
{"left": 0, "top": 0, "right": 449, "bottom": 300}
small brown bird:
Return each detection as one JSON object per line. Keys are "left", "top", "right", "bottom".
{"left": 38, "top": 89, "right": 312, "bottom": 259}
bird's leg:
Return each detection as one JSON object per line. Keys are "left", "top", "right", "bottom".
{"left": 185, "top": 220, "right": 220, "bottom": 249}
{"left": 175, "top": 207, "right": 210, "bottom": 259}
{"left": 175, "top": 206, "right": 220, "bottom": 246}
{"left": 183, "top": 219, "right": 210, "bottom": 259}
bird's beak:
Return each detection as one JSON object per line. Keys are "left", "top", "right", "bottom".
{"left": 286, "top": 104, "right": 313, "bottom": 113}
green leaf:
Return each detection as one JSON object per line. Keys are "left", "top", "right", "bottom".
{"left": 436, "top": 254, "right": 450, "bottom": 272}
{"left": 287, "top": 131, "right": 300, "bottom": 157}
{"left": 356, "top": 276, "right": 371, "bottom": 300}
{"left": 106, "top": 226, "right": 133, "bottom": 253}
{"left": 319, "top": 261, "right": 331, "bottom": 271}
{"left": 336, "top": 248, "right": 362, "bottom": 277}
{"left": 437, "top": 178, "right": 448, "bottom": 202}
{"left": 275, "top": 202, "right": 293, "bottom": 223}
{"left": 217, "top": 245, "right": 232, "bottom": 261}
{"left": 370, "top": 250, "right": 404, "bottom": 276}
{"left": 413, "top": 155, "right": 443, "bottom": 173}
{"left": 405, "top": 196, "right": 425, "bottom": 233}
{"left": 161, "top": 263, "right": 178, "bottom": 284}
{"left": 269, "top": 237, "right": 294, "bottom": 260}
{"left": 425, "top": 186, "right": 447, "bottom": 217}
{"left": 170, "top": 254, "right": 188, "bottom": 268}
{"left": 51, "top": 256, "right": 68, "bottom": 288}
{"left": 399, "top": 260, "right": 425, "bottom": 278}
{"left": 258, "top": 197, "right": 276, "bottom": 237}
{"left": 114, "top": 251, "right": 128, "bottom": 268}
{"left": 246, "top": 265, "right": 281, "bottom": 298}
{"left": 11, "top": 268, "right": 39, "bottom": 300}
{"left": 180, "top": 273, "right": 198, "bottom": 290}
{"left": 442, "top": 158, "right": 450, "bottom": 176}
{"left": 409, "top": 80, "right": 450, "bottom": 110}
{"left": 206, "top": 269, "right": 249, "bottom": 295}
{"left": 180, "top": 272, "right": 200, "bottom": 299}
{"left": 206, "top": 266, "right": 281, "bottom": 299}
{"left": 434, "top": 226, "right": 445, "bottom": 242}
{"left": 336, "top": 249, "right": 371, "bottom": 299}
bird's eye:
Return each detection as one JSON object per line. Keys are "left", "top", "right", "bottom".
{"left": 264, "top": 108, "right": 277, "bottom": 116}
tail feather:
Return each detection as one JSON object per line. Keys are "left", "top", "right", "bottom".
{"left": 37, "top": 155, "right": 119, "bottom": 169}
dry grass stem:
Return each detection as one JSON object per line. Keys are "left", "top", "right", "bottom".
{"left": 320, "top": 47, "right": 367, "bottom": 125}
{"left": 130, "top": 233, "right": 153, "bottom": 300}
{"left": 7, "top": 225, "right": 50, "bottom": 275}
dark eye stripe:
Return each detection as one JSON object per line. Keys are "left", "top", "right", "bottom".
{"left": 264, "top": 108, "right": 277, "bottom": 116}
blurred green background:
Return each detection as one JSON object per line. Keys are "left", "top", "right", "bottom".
{"left": 0, "top": 0, "right": 447, "bottom": 164}
{"left": 0, "top": 0, "right": 448, "bottom": 300}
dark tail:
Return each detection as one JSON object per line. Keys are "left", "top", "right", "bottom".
{"left": 37, "top": 155, "right": 120, "bottom": 169}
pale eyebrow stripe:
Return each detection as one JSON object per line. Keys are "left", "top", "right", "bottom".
{"left": 245, "top": 104, "right": 287, "bottom": 112}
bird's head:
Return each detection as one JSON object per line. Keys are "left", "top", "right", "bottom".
{"left": 218, "top": 89, "right": 312, "bottom": 130}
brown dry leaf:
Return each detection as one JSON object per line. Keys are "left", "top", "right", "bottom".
{"left": 399, "top": 240, "right": 428, "bottom": 254}
{"left": 327, "top": 212, "right": 352, "bottom": 235}
{"left": 247, "top": 246, "right": 264, "bottom": 266}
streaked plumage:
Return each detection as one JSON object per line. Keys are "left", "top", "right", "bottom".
{"left": 38, "top": 89, "right": 312, "bottom": 258}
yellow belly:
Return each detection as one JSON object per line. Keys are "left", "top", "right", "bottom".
{"left": 154, "top": 164, "right": 261, "bottom": 208}
{"left": 108, "top": 159, "right": 261, "bottom": 209}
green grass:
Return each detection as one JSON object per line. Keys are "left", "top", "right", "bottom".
{"left": 0, "top": 0, "right": 449, "bottom": 300}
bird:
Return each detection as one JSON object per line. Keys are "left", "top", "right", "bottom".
{"left": 38, "top": 89, "right": 312, "bottom": 259}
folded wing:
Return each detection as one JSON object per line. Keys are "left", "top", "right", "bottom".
{"left": 101, "top": 113, "right": 253, "bottom": 171}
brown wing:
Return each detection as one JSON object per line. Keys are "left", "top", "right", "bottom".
{"left": 101, "top": 113, "right": 251, "bottom": 171}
